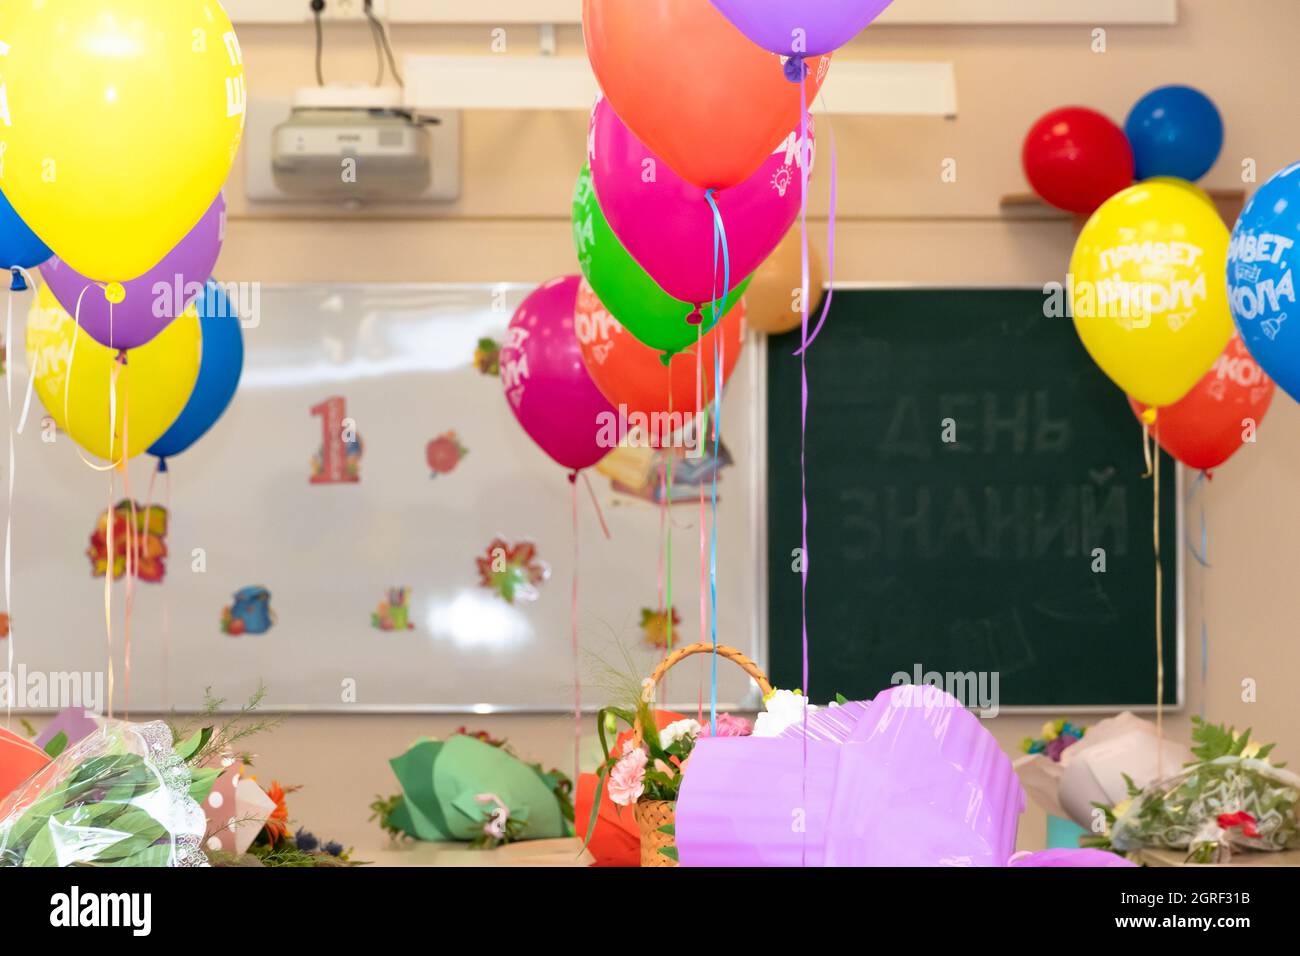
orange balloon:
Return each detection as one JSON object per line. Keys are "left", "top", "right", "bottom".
{"left": 576, "top": 280, "right": 745, "bottom": 424}
{"left": 746, "top": 227, "right": 828, "bottom": 335}
{"left": 582, "top": 0, "right": 830, "bottom": 189}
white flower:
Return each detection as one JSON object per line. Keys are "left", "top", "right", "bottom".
{"left": 658, "top": 718, "right": 702, "bottom": 748}
{"left": 752, "top": 689, "right": 819, "bottom": 738}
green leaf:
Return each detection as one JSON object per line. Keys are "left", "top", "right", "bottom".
{"left": 43, "top": 732, "right": 69, "bottom": 759}
{"left": 657, "top": 823, "right": 675, "bottom": 836}
{"left": 188, "top": 767, "right": 222, "bottom": 804}
{"left": 577, "top": 766, "right": 609, "bottom": 858}
{"left": 657, "top": 846, "right": 679, "bottom": 861}
{"left": 106, "top": 843, "right": 176, "bottom": 868}
{"left": 173, "top": 728, "right": 210, "bottom": 762}
{"left": 835, "top": 693, "right": 848, "bottom": 705}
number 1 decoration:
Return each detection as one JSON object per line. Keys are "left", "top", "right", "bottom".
{"left": 310, "top": 396, "right": 362, "bottom": 484}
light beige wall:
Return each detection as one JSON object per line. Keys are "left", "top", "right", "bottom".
{"left": 76, "top": 2, "right": 1298, "bottom": 854}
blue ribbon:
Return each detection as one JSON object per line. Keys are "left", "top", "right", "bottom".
{"left": 704, "top": 189, "right": 730, "bottom": 738}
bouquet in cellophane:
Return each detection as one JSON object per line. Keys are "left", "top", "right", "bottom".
{"left": 0, "top": 719, "right": 209, "bottom": 867}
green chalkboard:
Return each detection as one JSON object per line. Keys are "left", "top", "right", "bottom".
{"left": 767, "top": 289, "right": 1179, "bottom": 710}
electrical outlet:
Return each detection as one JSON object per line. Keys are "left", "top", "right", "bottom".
{"left": 316, "top": 0, "right": 387, "bottom": 21}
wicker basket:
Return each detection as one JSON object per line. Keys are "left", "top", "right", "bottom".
{"left": 631, "top": 642, "right": 772, "bottom": 868}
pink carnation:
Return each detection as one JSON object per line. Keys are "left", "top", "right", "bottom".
{"left": 608, "top": 747, "right": 648, "bottom": 806}
{"left": 698, "top": 713, "right": 754, "bottom": 737}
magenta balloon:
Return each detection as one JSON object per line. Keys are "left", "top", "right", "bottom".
{"left": 708, "top": 0, "right": 895, "bottom": 57}
{"left": 500, "top": 276, "right": 616, "bottom": 472}
{"left": 41, "top": 193, "right": 226, "bottom": 351}
{"left": 588, "top": 96, "right": 811, "bottom": 309}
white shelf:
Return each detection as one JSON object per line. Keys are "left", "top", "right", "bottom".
{"left": 403, "top": 55, "right": 956, "bottom": 116}
{"left": 226, "top": 0, "right": 1177, "bottom": 27}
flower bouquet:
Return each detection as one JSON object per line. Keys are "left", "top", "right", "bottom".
{"left": 371, "top": 728, "right": 573, "bottom": 849}
{"left": 0, "top": 719, "right": 211, "bottom": 867}
{"left": 585, "top": 643, "right": 767, "bottom": 867}
{"left": 1088, "top": 717, "right": 1300, "bottom": 863}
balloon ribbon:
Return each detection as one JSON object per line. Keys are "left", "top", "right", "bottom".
{"left": 703, "top": 189, "right": 730, "bottom": 738}
{"left": 3, "top": 269, "right": 35, "bottom": 725}
{"left": 569, "top": 471, "right": 582, "bottom": 786}
{"left": 1187, "top": 471, "right": 1210, "bottom": 719}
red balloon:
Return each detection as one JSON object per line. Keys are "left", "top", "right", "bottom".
{"left": 575, "top": 280, "right": 744, "bottom": 435}
{"left": 1130, "top": 335, "right": 1275, "bottom": 472}
{"left": 1022, "top": 107, "right": 1134, "bottom": 214}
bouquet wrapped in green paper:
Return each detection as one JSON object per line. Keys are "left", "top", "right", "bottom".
{"left": 1094, "top": 718, "right": 1300, "bottom": 864}
{"left": 0, "top": 719, "right": 211, "bottom": 867}
{"left": 371, "top": 730, "right": 573, "bottom": 849}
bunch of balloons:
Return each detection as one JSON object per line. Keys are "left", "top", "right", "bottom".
{"left": 1023, "top": 85, "right": 1223, "bottom": 215}
{"left": 509, "top": 0, "right": 895, "bottom": 471}
{"left": 1057, "top": 105, "right": 1300, "bottom": 475}
{"left": 0, "top": 0, "right": 247, "bottom": 466}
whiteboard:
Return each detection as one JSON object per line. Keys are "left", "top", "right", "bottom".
{"left": 2, "top": 283, "right": 764, "bottom": 713}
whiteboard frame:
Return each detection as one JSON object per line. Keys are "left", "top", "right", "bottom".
{"left": 768, "top": 282, "right": 1186, "bottom": 715}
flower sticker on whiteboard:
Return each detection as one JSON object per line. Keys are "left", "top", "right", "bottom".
{"left": 474, "top": 337, "right": 501, "bottom": 376}
{"left": 87, "top": 500, "right": 169, "bottom": 583}
{"left": 426, "top": 431, "right": 468, "bottom": 478}
{"left": 640, "top": 606, "right": 681, "bottom": 650}
{"left": 372, "top": 588, "right": 415, "bottom": 631}
{"left": 475, "top": 539, "right": 549, "bottom": 604}
{"left": 222, "top": 586, "right": 275, "bottom": 637}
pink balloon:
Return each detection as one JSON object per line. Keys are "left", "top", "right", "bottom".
{"left": 588, "top": 95, "right": 812, "bottom": 314}
{"left": 500, "top": 276, "right": 616, "bottom": 473}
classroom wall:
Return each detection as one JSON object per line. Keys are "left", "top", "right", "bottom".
{"left": 54, "top": 1, "right": 1300, "bottom": 853}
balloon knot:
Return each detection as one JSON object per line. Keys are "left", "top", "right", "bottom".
{"left": 1204, "top": 469, "right": 1214, "bottom": 482}
{"left": 104, "top": 282, "right": 126, "bottom": 305}
{"left": 9, "top": 268, "right": 26, "bottom": 293}
{"left": 115, "top": 350, "right": 128, "bottom": 365}
{"left": 1140, "top": 407, "right": 1157, "bottom": 426}
{"left": 658, "top": 351, "right": 674, "bottom": 368}
{"left": 686, "top": 307, "right": 704, "bottom": 326}
{"left": 567, "top": 470, "right": 579, "bottom": 485}
{"left": 783, "top": 55, "right": 808, "bottom": 84}
{"left": 158, "top": 457, "right": 170, "bottom": 474}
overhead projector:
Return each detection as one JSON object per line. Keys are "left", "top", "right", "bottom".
{"left": 271, "top": 86, "right": 435, "bottom": 201}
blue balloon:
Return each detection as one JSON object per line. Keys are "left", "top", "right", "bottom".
{"left": 149, "top": 281, "right": 245, "bottom": 464}
{"left": 0, "top": 187, "right": 53, "bottom": 288}
{"left": 1227, "top": 161, "right": 1300, "bottom": 400}
{"left": 1125, "top": 85, "right": 1224, "bottom": 182}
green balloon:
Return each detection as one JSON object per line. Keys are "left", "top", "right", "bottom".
{"left": 571, "top": 165, "right": 748, "bottom": 356}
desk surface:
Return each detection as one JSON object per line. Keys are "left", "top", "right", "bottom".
{"left": 1135, "top": 847, "right": 1300, "bottom": 867}
{"left": 364, "top": 837, "right": 593, "bottom": 868}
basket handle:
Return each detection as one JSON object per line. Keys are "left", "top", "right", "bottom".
{"left": 630, "top": 643, "right": 771, "bottom": 749}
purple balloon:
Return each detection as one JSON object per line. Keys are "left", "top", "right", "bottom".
{"left": 500, "top": 276, "right": 616, "bottom": 472}
{"left": 588, "top": 96, "right": 810, "bottom": 311}
{"left": 708, "top": 0, "right": 895, "bottom": 58}
{"left": 41, "top": 193, "right": 226, "bottom": 351}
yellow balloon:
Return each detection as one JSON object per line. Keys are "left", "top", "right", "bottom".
{"left": 26, "top": 283, "right": 201, "bottom": 462}
{"left": 0, "top": 1, "right": 245, "bottom": 282}
{"left": 1069, "top": 181, "right": 1233, "bottom": 408}
{"left": 1146, "top": 176, "right": 1215, "bottom": 209}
